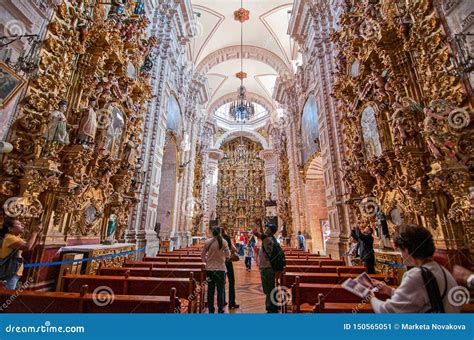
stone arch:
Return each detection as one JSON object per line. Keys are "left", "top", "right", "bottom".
{"left": 214, "top": 129, "right": 269, "bottom": 150}
{"left": 209, "top": 92, "right": 275, "bottom": 116}
{"left": 156, "top": 133, "right": 179, "bottom": 240}
{"left": 196, "top": 45, "right": 292, "bottom": 78}
{"left": 303, "top": 156, "right": 328, "bottom": 254}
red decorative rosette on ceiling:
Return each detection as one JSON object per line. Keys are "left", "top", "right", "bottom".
{"left": 234, "top": 8, "right": 250, "bottom": 23}
{"left": 236, "top": 71, "right": 247, "bottom": 80}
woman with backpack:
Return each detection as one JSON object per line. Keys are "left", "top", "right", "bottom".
{"left": 369, "top": 224, "right": 461, "bottom": 313}
{"left": 0, "top": 217, "right": 43, "bottom": 289}
{"left": 201, "top": 227, "right": 230, "bottom": 313}
{"left": 253, "top": 223, "right": 286, "bottom": 313}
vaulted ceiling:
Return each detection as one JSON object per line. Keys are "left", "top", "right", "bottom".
{"left": 190, "top": 0, "right": 296, "bottom": 120}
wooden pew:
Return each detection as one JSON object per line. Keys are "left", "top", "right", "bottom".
{"left": 143, "top": 256, "right": 203, "bottom": 263}
{"left": 124, "top": 261, "right": 204, "bottom": 269}
{"left": 283, "top": 272, "right": 398, "bottom": 287}
{"left": 60, "top": 272, "right": 199, "bottom": 313}
{"left": 290, "top": 277, "right": 394, "bottom": 313}
{"left": 285, "top": 255, "right": 331, "bottom": 260}
{"left": 315, "top": 294, "right": 474, "bottom": 314}
{"left": 285, "top": 259, "right": 345, "bottom": 266}
{"left": 0, "top": 286, "right": 179, "bottom": 313}
{"left": 284, "top": 265, "right": 366, "bottom": 274}
{"left": 98, "top": 266, "right": 206, "bottom": 283}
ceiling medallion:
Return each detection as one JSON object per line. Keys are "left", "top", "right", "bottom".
{"left": 236, "top": 71, "right": 247, "bottom": 79}
{"left": 234, "top": 8, "right": 250, "bottom": 23}
{"left": 229, "top": 0, "right": 254, "bottom": 122}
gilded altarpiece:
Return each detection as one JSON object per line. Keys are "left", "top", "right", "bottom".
{"left": 333, "top": 0, "right": 473, "bottom": 268}
{"left": 0, "top": 1, "right": 154, "bottom": 287}
{"left": 216, "top": 138, "right": 265, "bottom": 230}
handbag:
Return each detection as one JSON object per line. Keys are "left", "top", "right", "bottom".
{"left": 229, "top": 250, "right": 240, "bottom": 262}
{"left": 0, "top": 247, "right": 22, "bottom": 280}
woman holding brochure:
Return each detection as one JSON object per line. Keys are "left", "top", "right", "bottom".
{"left": 368, "top": 224, "right": 460, "bottom": 313}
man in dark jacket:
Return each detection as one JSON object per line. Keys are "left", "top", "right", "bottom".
{"left": 351, "top": 225, "right": 376, "bottom": 274}
{"left": 221, "top": 227, "right": 239, "bottom": 309}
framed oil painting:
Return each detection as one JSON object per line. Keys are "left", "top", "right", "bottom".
{"left": 301, "top": 95, "right": 320, "bottom": 164}
{"left": 0, "top": 62, "right": 26, "bottom": 109}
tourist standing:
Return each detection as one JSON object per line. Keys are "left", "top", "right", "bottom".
{"left": 201, "top": 227, "right": 230, "bottom": 313}
{"left": 253, "top": 223, "right": 281, "bottom": 313}
{"left": 244, "top": 240, "right": 254, "bottom": 271}
{"left": 370, "top": 224, "right": 460, "bottom": 313}
{"left": 351, "top": 225, "right": 375, "bottom": 274}
{"left": 0, "top": 217, "right": 43, "bottom": 289}
{"left": 222, "top": 227, "right": 239, "bottom": 309}
{"left": 296, "top": 231, "right": 305, "bottom": 250}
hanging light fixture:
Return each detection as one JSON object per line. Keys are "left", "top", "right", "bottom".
{"left": 229, "top": 0, "right": 255, "bottom": 122}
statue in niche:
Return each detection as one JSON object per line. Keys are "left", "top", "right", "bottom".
{"left": 123, "top": 133, "right": 138, "bottom": 167}
{"left": 361, "top": 106, "right": 383, "bottom": 158}
{"left": 422, "top": 105, "right": 457, "bottom": 161}
{"left": 104, "top": 214, "right": 118, "bottom": 245}
{"left": 44, "top": 99, "right": 71, "bottom": 145}
{"left": 375, "top": 211, "right": 391, "bottom": 249}
{"left": 76, "top": 96, "right": 98, "bottom": 147}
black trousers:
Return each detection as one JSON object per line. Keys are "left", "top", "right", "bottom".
{"left": 206, "top": 271, "right": 225, "bottom": 313}
{"left": 245, "top": 257, "right": 252, "bottom": 269}
{"left": 225, "top": 261, "right": 236, "bottom": 306}
{"left": 364, "top": 257, "right": 376, "bottom": 274}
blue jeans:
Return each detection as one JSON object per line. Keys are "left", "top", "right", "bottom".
{"left": 4, "top": 275, "right": 21, "bottom": 290}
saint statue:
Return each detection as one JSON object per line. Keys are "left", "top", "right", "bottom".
{"left": 104, "top": 214, "right": 117, "bottom": 245}
{"left": 76, "top": 97, "right": 98, "bottom": 146}
{"left": 375, "top": 211, "right": 391, "bottom": 249}
{"left": 123, "top": 134, "right": 138, "bottom": 166}
{"left": 44, "top": 99, "right": 70, "bottom": 145}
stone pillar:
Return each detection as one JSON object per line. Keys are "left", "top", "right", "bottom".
{"left": 206, "top": 149, "right": 223, "bottom": 229}
{"left": 260, "top": 149, "right": 277, "bottom": 198}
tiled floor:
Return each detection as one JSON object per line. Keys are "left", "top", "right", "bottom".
{"left": 206, "top": 257, "right": 267, "bottom": 314}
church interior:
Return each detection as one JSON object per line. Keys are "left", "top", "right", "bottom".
{"left": 0, "top": 0, "right": 472, "bottom": 314}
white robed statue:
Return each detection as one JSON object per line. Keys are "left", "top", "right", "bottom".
{"left": 44, "top": 99, "right": 70, "bottom": 145}
{"left": 76, "top": 97, "right": 98, "bottom": 145}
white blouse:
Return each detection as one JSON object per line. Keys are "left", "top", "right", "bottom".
{"left": 201, "top": 237, "right": 230, "bottom": 272}
{"left": 371, "top": 261, "right": 461, "bottom": 313}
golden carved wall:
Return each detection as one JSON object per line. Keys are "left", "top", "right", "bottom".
{"left": 332, "top": 0, "right": 473, "bottom": 262}
{"left": 216, "top": 137, "right": 265, "bottom": 230}
{"left": 0, "top": 1, "right": 152, "bottom": 250}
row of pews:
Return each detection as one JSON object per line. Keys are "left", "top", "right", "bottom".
{"left": 0, "top": 245, "right": 206, "bottom": 313}
{"left": 280, "top": 246, "right": 474, "bottom": 313}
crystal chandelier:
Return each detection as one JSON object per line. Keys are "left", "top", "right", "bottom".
{"left": 229, "top": 1, "right": 255, "bottom": 122}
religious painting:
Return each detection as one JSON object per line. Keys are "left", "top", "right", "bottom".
{"left": 301, "top": 96, "right": 320, "bottom": 164}
{"left": 351, "top": 60, "right": 360, "bottom": 78}
{"left": 360, "top": 106, "right": 382, "bottom": 158}
{"left": 105, "top": 105, "right": 125, "bottom": 158}
{"left": 0, "top": 61, "right": 26, "bottom": 109}
{"left": 166, "top": 95, "right": 182, "bottom": 136}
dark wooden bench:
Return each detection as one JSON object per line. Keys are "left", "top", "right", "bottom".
{"left": 286, "top": 259, "right": 345, "bottom": 266}
{"left": 283, "top": 272, "right": 398, "bottom": 287}
{"left": 124, "top": 261, "right": 204, "bottom": 269}
{"left": 0, "top": 286, "right": 179, "bottom": 313}
{"left": 98, "top": 266, "right": 206, "bottom": 283}
{"left": 60, "top": 272, "right": 199, "bottom": 313}
{"left": 284, "top": 265, "right": 366, "bottom": 274}
{"left": 143, "top": 256, "right": 203, "bottom": 263}
{"left": 315, "top": 295, "right": 474, "bottom": 314}
{"left": 289, "top": 277, "right": 394, "bottom": 313}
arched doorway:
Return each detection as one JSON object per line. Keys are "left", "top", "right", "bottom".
{"left": 156, "top": 95, "right": 182, "bottom": 241}
{"left": 156, "top": 134, "right": 178, "bottom": 239}
{"left": 304, "top": 157, "right": 328, "bottom": 254}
